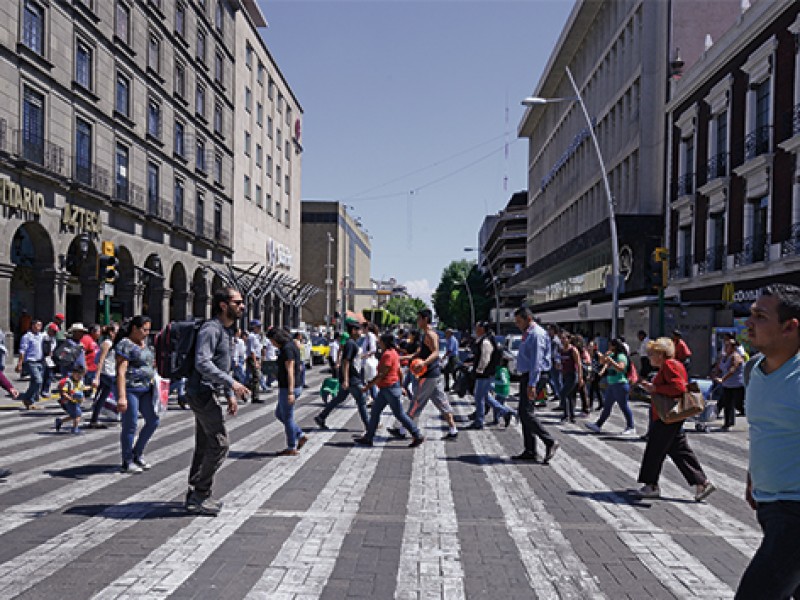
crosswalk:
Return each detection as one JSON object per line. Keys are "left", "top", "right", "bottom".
{"left": 0, "top": 372, "right": 757, "bottom": 599}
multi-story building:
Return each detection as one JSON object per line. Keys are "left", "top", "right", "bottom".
{"left": 665, "top": 0, "right": 800, "bottom": 365}
{"left": 0, "top": 0, "right": 239, "bottom": 344}
{"left": 476, "top": 190, "right": 527, "bottom": 332}
{"left": 508, "top": 0, "right": 741, "bottom": 347}
{"left": 231, "top": 1, "right": 305, "bottom": 328}
{"left": 301, "top": 201, "right": 372, "bottom": 327}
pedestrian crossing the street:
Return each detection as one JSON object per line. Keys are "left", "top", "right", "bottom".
{"left": 0, "top": 374, "right": 758, "bottom": 599}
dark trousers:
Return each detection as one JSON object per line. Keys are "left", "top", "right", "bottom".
{"left": 736, "top": 501, "right": 800, "bottom": 600}
{"left": 720, "top": 386, "right": 744, "bottom": 428}
{"left": 588, "top": 376, "right": 604, "bottom": 410}
{"left": 187, "top": 388, "right": 230, "bottom": 497}
{"left": 246, "top": 358, "right": 260, "bottom": 401}
{"left": 637, "top": 419, "right": 706, "bottom": 486}
{"left": 443, "top": 356, "right": 458, "bottom": 391}
{"left": 518, "top": 372, "right": 554, "bottom": 457}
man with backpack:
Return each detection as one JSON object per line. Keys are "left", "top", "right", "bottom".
{"left": 54, "top": 324, "right": 87, "bottom": 376}
{"left": 465, "top": 321, "right": 516, "bottom": 430}
{"left": 184, "top": 287, "right": 250, "bottom": 516}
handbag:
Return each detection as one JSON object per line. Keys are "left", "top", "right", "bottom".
{"left": 652, "top": 381, "right": 705, "bottom": 424}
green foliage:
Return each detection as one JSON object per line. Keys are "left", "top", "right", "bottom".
{"left": 433, "top": 260, "right": 491, "bottom": 330}
{"left": 385, "top": 296, "right": 429, "bottom": 325}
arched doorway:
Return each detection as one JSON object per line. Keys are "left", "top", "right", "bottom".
{"left": 169, "top": 262, "right": 188, "bottom": 321}
{"left": 191, "top": 268, "right": 208, "bottom": 318}
{"left": 115, "top": 245, "right": 135, "bottom": 322}
{"left": 10, "top": 222, "right": 55, "bottom": 350}
{"left": 141, "top": 254, "right": 164, "bottom": 329}
{"left": 64, "top": 234, "right": 99, "bottom": 326}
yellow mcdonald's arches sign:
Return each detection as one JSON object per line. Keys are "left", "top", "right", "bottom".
{"left": 722, "top": 282, "right": 735, "bottom": 305}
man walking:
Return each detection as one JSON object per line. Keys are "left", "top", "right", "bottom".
{"left": 547, "top": 324, "right": 564, "bottom": 402}
{"left": 512, "top": 308, "right": 559, "bottom": 464}
{"left": 16, "top": 320, "right": 45, "bottom": 410}
{"left": 442, "top": 328, "right": 459, "bottom": 392}
{"left": 185, "top": 287, "right": 249, "bottom": 516}
{"left": 246, "top": 319, "right": 263, "bottom": 403}
{"left": 736, "top": 284, "right": 800, "bottom": 599}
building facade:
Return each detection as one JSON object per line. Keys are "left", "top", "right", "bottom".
{"left": 508, "top": 0, "right": 742, "bottom": 343}
{"left": 301, "top": 201, "right": 372, "bottom": 328}
{"left": 665, "top": 0, "right": 800, "bottom": 366}
{"left": 0, "top": 0, "right": 242, "bottom": 347}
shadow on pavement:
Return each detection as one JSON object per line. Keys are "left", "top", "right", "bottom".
{"left": 64, "top": 502, "right": 189, "bottom": 519}
{"left": 46, "top": 464, "right": 119, "bottom": 479}
{"left": 443, "top": 454, "right": 511, "bottom": 466}
{"left": 567, "top": 489, "right": 696, "bottom": 506}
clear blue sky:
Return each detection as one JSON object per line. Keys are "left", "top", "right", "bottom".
{"left": 258, "top": 0, "right": 573, "bottom": 305}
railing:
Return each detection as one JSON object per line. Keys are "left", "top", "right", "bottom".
{"left": 697, "top": 245, "right": 726, "bottom": 274}
{"left": 744, "top": 125, "right": 771, "bottom": 160}
{"left": 11, "top": 130, "right": 69, "bottom": 177}
{"left": 670, "top": 254, "right": 693, "bottom": 279}
{"left": 74, "top": 162, "right": 111, "bottom": 195}
{"left": 703, "top": 152, "right": 728, "bottom": 182}
{"left": 113, "top": 180, "right": 145, "bottom": 211}
{"left": 734, "top": 234, "right": 770, "bottom": 267}
{"left": 675, "top": 172, "right": 694, "bottom": 198}
{"left": 218, "top": 229, "right": 231, "bottom": 248}
{"left": 781, "top": 223, "right": 800, "bottom": 258}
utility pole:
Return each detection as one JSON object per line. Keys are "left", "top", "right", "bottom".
{"left": 325, "top": 232, "right": 334, "bottom": 331}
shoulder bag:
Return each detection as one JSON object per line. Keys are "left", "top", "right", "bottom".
{"left": 653, "top": 381, "right": 705, "bottom": 424}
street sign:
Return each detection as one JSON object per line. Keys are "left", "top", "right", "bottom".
{"left": 103, "top": 283, "right": 115, "bottom": 297}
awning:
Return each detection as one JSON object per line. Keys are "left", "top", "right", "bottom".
{"left": 530, "top": 296, "right": 653, "bottom": 324}
{"left": 202, "top": 262, "right": 320, "bottom": 308}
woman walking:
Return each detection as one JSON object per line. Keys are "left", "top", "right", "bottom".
{"left": 558, "top": 333, "right": 583, "bottom": 424}
{"left": 636, "top": 337, "right": 716, "bottom": 501}
{"left": 585, "top": 338, "right": 636, "bottom": 436}
{"left": 87, "top": 323, "right": 118, "bottom": 429}
{"left": 714, "top": 335, "right": 745, "bottom": 431}
{"left": 115, "top": 316, "right": 160, "bottom": 474}
{"left": 354, "top": 333, "right": 424, "bottom": 447}
{"left": 269, "top": 328, "right": 308, "bottom": 456}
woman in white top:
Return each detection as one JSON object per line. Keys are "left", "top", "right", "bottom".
{"left": 87, "top": 323, "right": 118, "bottom": 429}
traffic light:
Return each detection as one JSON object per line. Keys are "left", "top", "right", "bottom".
{"left": 98, "top": 241, "right": 119, "bottom": 283}
{"left": 646, "top": 247, "right": 669, "bottom": 291}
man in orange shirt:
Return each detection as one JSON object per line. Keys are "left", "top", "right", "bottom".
{"left": 672, "top": 330, "right": 692, "bottom": 371}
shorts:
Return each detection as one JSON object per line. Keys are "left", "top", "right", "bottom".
{"left": 408, "top": 375, "right": 453, "bottom": 418}
{"left": 61, "top": 402, "right": 82, "bottom": 419}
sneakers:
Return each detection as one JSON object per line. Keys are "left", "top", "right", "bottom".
{"left": 695, "top": 481, "right": 717, "bottom": 502}
{"left": 70, "top": 427, "right": 83, "bottom": 435}
{"left": 120, "top": 462, "right": 143, "bottom": 474}
{"left": 503, "top": 412, "right": 515, "bottom": 428}
{"left": 635, "top": 484, "right": 660, "bottom": 499}
{"left": 85, "top": 422, "right": 108, "bottom": 430}
{"left": 442, "top": 431, "right": 458, "bottom": 441}
{"left": 408, "top": 436, "right": 425, "bottom": 448}
{"left": 585, "top": 422, "right": 603, "bottom": 433}
{"left": 54, "top": 418, "right": 62, "bottom": 432}
{"left": 186, "top": 492, "right": 223, "bottom": 516}
{"left": 314, "top": 415, "right": 329, "bottom": 430}
{"left": 133, "top": 456, "right": 152, "bottom": 471}
{"left": 387, "top": 427, "right": 408, "bottom": 440}
{"left": 620, "top": 428, "right": 638, "bottom": 437}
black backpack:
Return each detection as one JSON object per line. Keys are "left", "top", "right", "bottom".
{"left": 52, "top": 341, "right": 83, "bottom": 371}
{"left": 485, "top": 336, "right": 504, "bottom": 374}
{"left": 154, "top": 319, "right": 205, "bottom": 379}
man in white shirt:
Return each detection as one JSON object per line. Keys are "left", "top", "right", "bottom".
{"left": 246, "top": 320, "right": 263, "bottom": 403}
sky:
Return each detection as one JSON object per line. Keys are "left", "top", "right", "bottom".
{"left": 257, "top": 0, "right": 574, "bottom": 306}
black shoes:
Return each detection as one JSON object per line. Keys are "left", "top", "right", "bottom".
{"left": 186, "top": 491, "right": 223, "bottom": 516}
{"left": 352, "top": 436, "right": 373, "bottom": 447}
{"left": 408, "top": 436, "right": 425, "bottom": 448}
{"left": 387, "top": 427, "right": 408, "bottom": 440}
{"left": 543, "top": 442, "right": 560, "bottom": 465}
{"left": 503, "top": 412, "right": 514, "bottom": 428}
{"left": 511, "top": 451, "right": 539, "bottom": 462}
{"left": 314, "top": 415, "right": 329, "bottom": 430}
{"left": 442, "top": 431, "right": 459, "bottom": 440}
{"left": 464, "top": 422, "right": 484, "bottom": 431}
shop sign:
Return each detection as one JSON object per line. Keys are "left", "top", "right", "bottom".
{"left": 722, "top": 282, "right": 761, "bottom": 305}
{"left": 0, "top": 178, "right": 44, "bottom": 215}
{"left": 267, "top": 238, "right": 292, "bottom": 270}
{"left": 61, "top": 202, "right": 102, "bottom": 234}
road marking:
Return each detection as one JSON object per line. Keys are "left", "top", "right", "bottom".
{"left": 468, "top": 429, "right": 606, "bottom": 599}
{"left": 395, "top": 404, "right": 465, "bottom": 600}
{"left": 245, "top": 437, "right": 385, "bottom": 597}
{"left": 91, "top": 406, "right": 355, "bottom": 600}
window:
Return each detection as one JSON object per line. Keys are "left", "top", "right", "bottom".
{"left": 244, "top": 175, "right": 251, "bottom": 199}
{"left": 276, "top": 128, "right": 282, "bottom": 148}
{"left": 115, "top": 143, "right": 129, "bottom": 200}
{"left": 174, "top": 121, "right": 185, "bottom": 157}
{"left": 214, "top": 153, "right": 222, "bottom": 184}
{"left": 115, "top": 72, "right": 130, "bottom": 116}
{"left": 175, "top": 62, "right": 186, "bottom": 98}
{"left": 22, "top": 87, "right": 44, "bottom": 164}
{"left": 276, "top": 165, "right": 281, "bottom": 186}
{"left": 147, "top": 162, "right": 159, "bottom": 214}
{"left": 148, "top": 33, "right": 160, "bottom": 73}
{"left": 245, "top": 87, "right": 252, "bottom": 112}
{"left": 266, "top": 193, "right": 272, "bottom": 214}
{"left": 284, "top": 207, "right": 289, "bottom": 226}
{"left": 245, "top": 43, "right": 253, "bottom": 68}
{"left": 268, "top": 78, "right": 275, "bottom": 100}
{"left": 196, "top": 84, "right": 206, "bottom": 117}
{"left": 196, "top": 194, "right": 205, "bottom": 234}
{"left": 115, "top": 1, "right": 129, "bottom": 44}
{"left": 214, "top": 51, "right": 224, "bottom": 85}
{"left": 277, "top": 93, "right": 284, "bottom": 114}
{"left": 256, "top": 103, "right": 263, "bottom": 126}
{"left": 214, "top": 1, "right": 224, "bottom": 33}
{"left": 256, "top": 184, "right": 262, "bottom": 207}
{"left": 75, "top": 40, "right": 93, "bottom": 89}
{"left": 285, "top": 174, "right": 290, "bottom": 193}
{"left": 257, "top": 62, "right": 264, "bottom": 84}
{"left": 285, "top": 140, "right": 290, "bottom": 157}
{"left": 147, "top": 99, "right": 161, "bottom": 139}
{"left": 174, "top": 179, "right": 185, "bottom": 226}
{"left": 286, "top": 107, "right": 292, "bottom": 126}
{"left": 23, "top": 0, "right": 44, "bottom": 55}
{"left": 196, "top": 138, "right": 206, "bottom": 171}
{"left": 244, "top": 131, "right": 251, "bottom": 155}
{"left": 709, "top": 212, "right": 725, "bottom": 270}
{"left": 267, "top": 116, "right": 273, "bottom": 138}
{"left": 266, "top": 155, "right": 273, "bottom": 176}
{"left": 175, "top": 3, "right": 186, "bottom": 37}
{"left": 255, "top": 144, "right": 262, "bottom": 167}
{"left": 752, "top": 198, "right": 769, "bottom": 262}
{"left": 213, "top": 103, "right": 223, "bottom": 135}
{"left": 214, "top": 201, "right": 222, "bottom": 238}
{"left": 197, "top": 29, "right": 206, "bottom": 63}
{"left": 75, "top": 118, "right": 92, "bottom": 185}
{"left": 276, "top": 199, "right": 281, "bottom": 222}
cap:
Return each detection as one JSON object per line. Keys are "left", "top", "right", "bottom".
{"left": 47, "top": 323, "right": 59, "bottom": 334}
{"left": 54, "top": 313, "right": 65, "bottom": 321}
{"left": 249, "top": 319, "right": 262, "bottom": 329}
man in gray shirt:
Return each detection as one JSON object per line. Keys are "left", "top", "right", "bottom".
{"left": 185, "top": 287, "right": 249, "bottom": 516}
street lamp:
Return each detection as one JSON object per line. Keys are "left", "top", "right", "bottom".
{"left": 522, "top": 65, "right": 621, "bottom": 339}
{"left": 460, "top": 278, "right": 475, "bottom": 331}
{"left": 464, "top": 247, "right": 500, "bottom": 334}
{"left": 325, "top": 232, "right": 334, "bottom": 331}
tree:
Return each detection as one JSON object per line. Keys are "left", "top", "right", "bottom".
{"left": 385, "top": 296, "right": 428, "bottom": 325}
{"left": 433, "top": 260, "right": 491, "bottom": 331}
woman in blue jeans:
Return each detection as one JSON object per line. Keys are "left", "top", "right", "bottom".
{"left": 585, "top": 338, "right": 636, "bottom": 436}
{"left": 115, "top": 316, "right": 160, "bottom": 474}
{"left": 268, "top": 328, "right": 308, "bottom": 456}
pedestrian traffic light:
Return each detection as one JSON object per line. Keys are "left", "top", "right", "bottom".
{"left": 646, "top": 247, "right": 668, "bottom": 291}
{"left": 98, "top": 242, "right": 119, "bottom": 283}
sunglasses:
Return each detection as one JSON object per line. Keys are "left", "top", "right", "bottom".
{"left": 227, "top": 299, "right": 245, "bottom": 306}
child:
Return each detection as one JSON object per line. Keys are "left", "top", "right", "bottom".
{"left": 56, "top": 365, "right": 86, "bottom": 434}
{"left": 490, "top": 359, "right": 517, "bottom": 426}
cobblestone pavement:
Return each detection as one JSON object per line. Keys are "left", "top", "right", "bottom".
{"left": 0, "top": 369, "right": 758, "bottom": 599}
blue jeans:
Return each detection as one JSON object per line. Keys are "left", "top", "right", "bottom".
{"left": 276, "top": 386, "right": 305, "bottom": 449}
{"left": 318, "top": 381, "right": 369, "bottom": 428}
{"left": 364, "top": 383, "right": 420, "bottom": 441}
{"left": 474, "top": 378, "right": 512, "bottom": 426}
{"left": 120, "top": 386, "right": 160, "bottom": 465}
{"left": 595, "top": 382, "right": 634, "bottom": 430}
{"left": 20, "top": 361, "right": 44, "bottom": 405}
{"left": 549, "top": 367, "right": 563, "bottom": 398}
{"left": 736, "top": 501, "right": 800, "bottom": 599}
{"left": 90, "top": 373, "right": 115, "bottom": 423}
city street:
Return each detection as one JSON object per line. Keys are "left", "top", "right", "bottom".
{"left": 0, "top": 368, "right": 756, "bottom": 599}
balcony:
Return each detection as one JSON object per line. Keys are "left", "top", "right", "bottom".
{"left": 11, "top": 130, "right": 69, "bottom": 178}
{"left": 734, "top": 234, "right": 770, "bottom": 267}
{"left": 174, "top": 209, "right": 195, "bottom": 234}
{"left": 74, "top": 162, "right": 111, "bottom": 196}
{"left": 670, "top": 254, "right": 693, "bottom": 280}
{"left": 744, "top": 125, "right": 771, "bottom": 161}
{"left": 196, "top": 220, "right": 214, "bottom": 240}
{"left": 781, "top": 223, "right": 800, "bottom": 258}
{"left": 113, "top": 181, "right": 145, "bottom": 212}
{"left": 675, "top": 172, "right": 694, "bottom": 199}
{"left": 696, "top": 245, "right": 726, "bottom": 274}
{"left": 703, "top": 152, "right": 728, "bottom": 182}
{"left": 147, "top": 194, "right": 173, "bottom": 223}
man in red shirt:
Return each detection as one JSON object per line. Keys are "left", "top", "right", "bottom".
{"left": 672, "top": 330, "right": 692, "bottom": 371}
{"left": 80, "top": 324, "right": 101, "bottom": 388}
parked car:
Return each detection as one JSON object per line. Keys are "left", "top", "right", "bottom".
{"left": 503, "top": 334, "right": 522, "bottom": 380}
{"left": 310, "top": 335, "right": 330, "bottom": 365}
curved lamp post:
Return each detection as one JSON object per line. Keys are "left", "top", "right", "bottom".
{"left": 522, "top": 66, "right": 620, "bottom": 339}
{"left": 460, "top": 278, "right": 475, "bottom": 330}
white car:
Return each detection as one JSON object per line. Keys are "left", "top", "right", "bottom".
{"left": 503, "top": 334, "right": 522, "bottom": 380}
